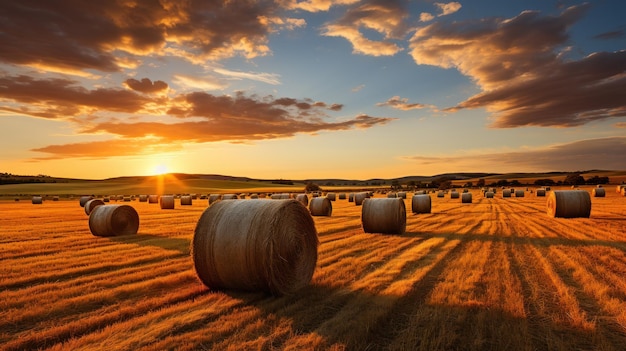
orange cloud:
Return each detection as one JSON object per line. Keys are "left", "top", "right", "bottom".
{"left": 376, "top": 96, "right": 431, "bottom": 111}
{"left": 279, "top": 0, "right": 360, "bottom": 12}
{"left": 30, "top": 139, "right": 182, "bottom": 160}
{"left": 124, "top": 78, "right": 168, "bottom": 93}
{"left": 435, "top": 2, "right": 461, "bottom": 16}
{"left": 409, "top": 4, "right": 626, "bottom": 127}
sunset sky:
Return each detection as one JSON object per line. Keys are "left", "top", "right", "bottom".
{"left": 1, "top": 0, "right": 625, "bottom": 180}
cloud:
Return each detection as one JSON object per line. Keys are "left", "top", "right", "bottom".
{"left": 435, "top": 2, "right": 462, "bottom": 16}
{"left": 279, "top": 0, "right": 360, "bottom": 12}
{"left": 409, "top": 4, "right": 626, "bottom": 127}
{"left": 0, "top": 1, "right": 291, "bottom": 72}
{"left": 615, "top": 122, "right": 626, "bottom": 128}
{"left": 213, "top": 68, "right": 281, "bottom": 85}
{"left": 593, "top": 29, "right": 624, "bottom": 40}
{"left": 30, "top": 138, "right": 183, "bottom": 160}
{"left": 124, "top": 78, "right": 168, "bottom": 93}
{"left": 352, "top": 84, "right": 366, "bottom": 92}
{"left": 321, "top": 0, "right": 409, "bottom": 56}
{"left": 401, "top": 137, "right": 626, "bottom": 172}
{"left": 172, "top": 75, "right": 228, "bottom": 91}
{"left": 420, "top": 13, "right": 435, "bottom": 22}
{"left": 376, "top": 96, "right": 431, "bottom": 110}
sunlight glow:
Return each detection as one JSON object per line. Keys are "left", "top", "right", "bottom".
{"left": 153, "top": 164, "right": 169, "bottom": 175}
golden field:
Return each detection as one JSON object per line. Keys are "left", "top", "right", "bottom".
{"left": 1, "top": 187, "right": 626, "bottom": 350}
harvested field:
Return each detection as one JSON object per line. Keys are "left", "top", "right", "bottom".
{"left": 1, "top": 187, "right": 626, "bottom": 350}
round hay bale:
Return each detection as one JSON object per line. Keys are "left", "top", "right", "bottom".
{"left": 397, "top": 191, "right": 407, "bottom": 199}
{"left": 123, "top": 196, "right": 131, "bottom": 202}
{"left": 222, "top": 194, "right": 239, "bottom": 200}
{"left": 545, "top": 186, "right": 551, "bottom": 191}
{"left": 502, "top": 189, "right": 512, "bottom": 198}
{"left": 181, "top": 195, "right": 193, "bottom": 205}
{"left": 326, "top": 192, "right": 336, "bottom": 201}
{"left": 437, "top": 191, "right": 445, "bottom": 198}
{"left": 338, "top": 193, "right": 347, "bottom": 200}
{"left": 208, "top": 194, "right": 222, "bottom": 205}
{"left": 450, "top": 191, "right": 460, "bottom": 199}
{"left": 484, "top": 191, "right": 494, "bottom": 198}
{"left": 160, "top": 195, "right": 175, "bottom": 209}
{"left": 103, "top": 197, "right": 110, "bottom": 203}
{"left": 592, "top": 188, "right": 605, "bottom": 197}
{"left": 89, "top": 205, "right": 139, "bottom": 237}
{"left": 250, "top": 194, "right": 259, "bottom": 199}
{"left": 271, "top": 193, "right": 290, "bottom": 200}
{"left": 31, "top": 196, "right": 43, "bottom": 204}
{"left": 84, "top": 198, "right": 105, "bottom": 215}
{"left": 387, "top": 192, "right": 397, "bottom": 198}
{"left": 348, "top": 193, "right": 355, "bottom": 202}
{"left": 462, "top": 189, "right": 469, "bottom": 193}
{"left": 192, "top": 199, "right": 318, "bottom": 296}
{"left": 361, "top": 198, "right": 406, "bottom": 235}
{"left": 148, "top": 195, "right": 159, "bottom": 203}
{"left": 354, "top": 192, "right": 369, "bottom": 206}
{"left": 414, "top": 190, "right": 426, "bottom": 195}
{"left": 309, "top": 197, "right": 332, "bottom": 216}
{"left": 411, "top": 194, "right": 431, "bottom": 214}
{"left": 536, "top": 189, "right": 546, "bottom": 197}
{"left": 461, "top": 192, "right": 472, "bottom": 203}
{"left": 52, "top": 196, "right": 59, "bottom": 201}
{"left": 79, "top": 195, "right": 94, "bottom": 207}
{"left": 15, "top": 198, "right": 20, "bottom": 202}
{"left": 515, "top": 190, "right": 525, "bottom": 197}
{"left": 295, "top": 194, "right": 309, "bottom": 206}
{"left": 138, "top": 195, "right": 148, "bottom": 202}
{"left": 546, "top": 190, "right": 591, "bottom": 218}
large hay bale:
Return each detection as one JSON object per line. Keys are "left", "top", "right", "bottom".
{"left": 31, "top": 196, "right": 43, "bottom": 204}
{"left": 461, "top": 192, "right": 472, "bottom": 203}
{"left": 79, "top": 195, "right": 94, "bottom": 207}
{"left": 181, "top": 195, "right": 193, "bottom": 205}
{"left": 450, "top": 191, "right": 460, "bottom": 199}
{"left": 148, "top": 195, "right": 159, "bottom": 203}
{"left": 411, "top": 194, "right": 431, "bottom": 214}
{"left": 502, "top": 189, "right": 512, "bottom": 198}
{"left": 592, "top": 188, "right": 605, "bottom": 197}
{"left": 546, "top": 190, "right": 591, "bottom": 218}
{"left": 361, "top": 198, "right": 406, "bottom": 235}
{"left": 354, "top": 192, "right": 369, "bottom": 206}
{"left": 515, "top": 190, "right": 525, "bottom": 197}
{"left": 536, "top": 189, "right": 546, "bottom": 197}
{"left": 295, "top": 194, "right": 309, "bottom": 206}
{"left": 84, "top": 198, "right": 105, "bottom": 215}
{"left": 192, "top": 199, "right": 318, "bottom": 296}
{"left": 89, "top": 205, "right": 139, "bottom": 237}
{"left": 326, "top": 192, "right": 336, "bottom": 201}
{"left": 160, "top": 195, "right": 175, "bottom": 209}
{"left": 309, "top": 197, "right": 332, "bottom": 216}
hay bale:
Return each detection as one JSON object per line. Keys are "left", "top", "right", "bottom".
{"left": 450, "top": 191, "right": 460, "bottom": 199}
{"left": 192, "top": 199, "right": 318, "bottom": 296}
{"left": 250, "top": 194, "right": 259, "bottom": 199}
{"left": 484, "top": 191, "right": 494, "bottom": 198}
{"left": 536, "top": 189, "right": 546, "bottom": 197}
{"left": 89, "top": 205, "right": 139, "bottom": 237}
{"left": 387, "top": 192, "right": 397, "bottom": 198}
{"left": 515, "top": 190, "right": 525, "bottom": 197}
{"left": 123, "top": 196, "right": 131, "bottom": 202}
{"left": 295, "top": 194, "right": 309, "bottom": 206}
{"left": 222, "top": 194, "right": 239, "bottom": 200}
{"left": 160, "top": 195, "right": 175, "bottom": 209}
{"left": 148, "top": 195, "right": 159, "bottom": 203}
{"left": 138, "top": 195, "right": 148, "bottom": 202}
{"left": 348, "top": 193, "right": 355, "bottom": 202}
{"left": 181, "top": 195, "right": 193, "bottom": 205}
{"left": 271, "top": 193, "right": 290, "bottom": 200}
{"left": 354, "top": 192, "right": 369, "bottom": 206}
{"left": 338, "top": 193, "right": 347, "bottom": 200}
{"left": 502, "top": 189, "right": 512, "bottom": 198}
{"left": 397, "top": 191, "right": 407, "bottom": 199}
{"left": 411, "top": 194, "right": 431, "bottom": 214}
{"left": 546, "top": 190, "right": 591, "bottom": 218}
{"left": 31, "top": 196, "right": 43, "bottom": 204}
{"left": 361, "top": 198, "right": 406, "bottom": 235}
{"left": 52, "top": 196, "right": 59, "bottom": 201}
{"left": 414, "top": 190, "right": 426, "bottom": 195}
{"left": 79, "top": 195, "right": 94, "bottom": 207}
{"left": 209, "top": 194, "right": 222, "bottom": 205}
{"left": 591, "top": 188, "right": 605, "bottom": 197}
{"left": 461, "top": 192, "right": 472, "bottom": 203}
{"left": 462, "top": 189, "right": 469, "bottom": 193}
{"left": 437, "top": 191, "right": 445, "bottom": 198}
{"left": 309, "top": 197, "right": 332, "bottom": 216}
{"left": 84, "top": 199, "right": 105, "bottom": 215}
{"left": 326, "top": 192, "right": 336, "bottom": 201}
{"left": 103, "top": 197, "right": 110, "bottom": 202}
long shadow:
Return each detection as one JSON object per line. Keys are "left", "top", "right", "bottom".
{"left": 109, "top": 233, "right": 190, "bottom": 255}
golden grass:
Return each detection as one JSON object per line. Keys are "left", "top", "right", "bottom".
{"left": 1, "top": 186, "right": 626, "bottom": 350}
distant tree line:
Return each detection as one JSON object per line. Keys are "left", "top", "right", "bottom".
{"left": 0, "top": 173, "right": 60, "bottom": 185}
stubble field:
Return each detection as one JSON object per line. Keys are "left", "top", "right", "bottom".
{"left": 1, "top": 187, "right": 626, "bottom": 350}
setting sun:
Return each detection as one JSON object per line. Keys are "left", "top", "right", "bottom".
{"left": 152, "top": 164, "right": 169, "bottom": 175}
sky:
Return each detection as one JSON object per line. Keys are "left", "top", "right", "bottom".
{"left": 1, "top": 0, "right": 625, "bottom": 180}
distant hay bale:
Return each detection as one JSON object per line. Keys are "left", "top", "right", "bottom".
{"left": 148, "top": 195, "right": 159, "bottom": 203}
{"left": 437, "top": 191, "right": 445, "bottom": 198}
{"left": 502, "top": 189, "right": 512, "bottom": 198}
{"left": 181, "top": 195, "right": 193, "bottom": 205}
{"left": 52, "top": 196, "right": 59, "bottom": 201}
{"left": 536, "top": 189, "right": 546, "bottom": 197}
{"left": 138, "top": 195, "right": 148, "bottom": 202}
{"left": 250, "top": 194, "right": 259, "bottom": 199}
{"left": 592, "top": 188, "right": 605, "bottom": 197}
{"left": 397, "top": 191, "right": 407, "bottom": 199}
{"left": 84, "top": 199, "right": 105, "bottom": 215}
{"left": 208, "top": 194, "right": 222, "bottom": 205}
{"left": 326, "top": 192, "right": 336, "bottom": 201}
{"left": 411, "top": 194, "right": 431, "bottom": 214}
{"left": 461, "top": 192, "right": 472, "bottom": 203}
{"left": 462, "top": 189, "right": 469, "bottom": 193}
{"left": 271, "top": 193, "right": 290, "bottom": 200}
{"left": 354, "top": 192, "right": 369, "bottom": 206}
{"left": 295, "top": 194, "right": 309, "bottom": 206}
{"left": 361, "top": 198, "right": 406, "bottom": 235}
{"left": 31, "top": 196, "right": 43, "bottom": 205}
{"left": 348, "top": 193, "right": 355, "bottom": 202}
{"left": 387, "top": 192, "right": 397, "bottom": 198}
{"left": 515, "top": 190, "right": 525, "bottom": 197}
{"left": 414, "top": 190, "right": 426, "bottom": 195}
{"left": 450, "top": 191, "right": 460, "bottom": 199}
{"left": 192, "top": 199, "right": 318, "bottom": 296}
{"left": 79, "top": 196, "right": 94, "bottom": 207}
{"left": 160, "top": 195, "right": 175, "bottom": 209}
{"left": 546, "top": 190, "right": 591, "bottom": 218}
{"left": 103, "top": 197, "right": 110, "bottom": 202}
{"left": 123, "top": 196, "right": 131, "bottom": 202}
{"left": 338, "top": 193, "right": 347, "bottom": 200}
{"left": 484, "top": 191, "right": 494, "bottom": 198}
{"left": 309, "top": 197, "right": 332, "bottom": 216}
{"left": 89, "top": 205, "right": 139, "bottom": 237}
{"left": 222, "top": 194, "right": 239, "bottom": 200}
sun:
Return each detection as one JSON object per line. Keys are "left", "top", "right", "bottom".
{"left": 153, "top": 164, "right": 169, "bottom": 175}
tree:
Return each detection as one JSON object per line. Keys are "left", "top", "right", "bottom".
{"left": 477, "top": 178, "right": 486, "bottom": 188}
{"left": 305, "top": 182, "right": 321, "bottom": 192}
{"left": 391, "top": 180, "right": 402, "bottom": 190}
{"left": 563, "top": 173, "right": 585, "bottom": 185}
